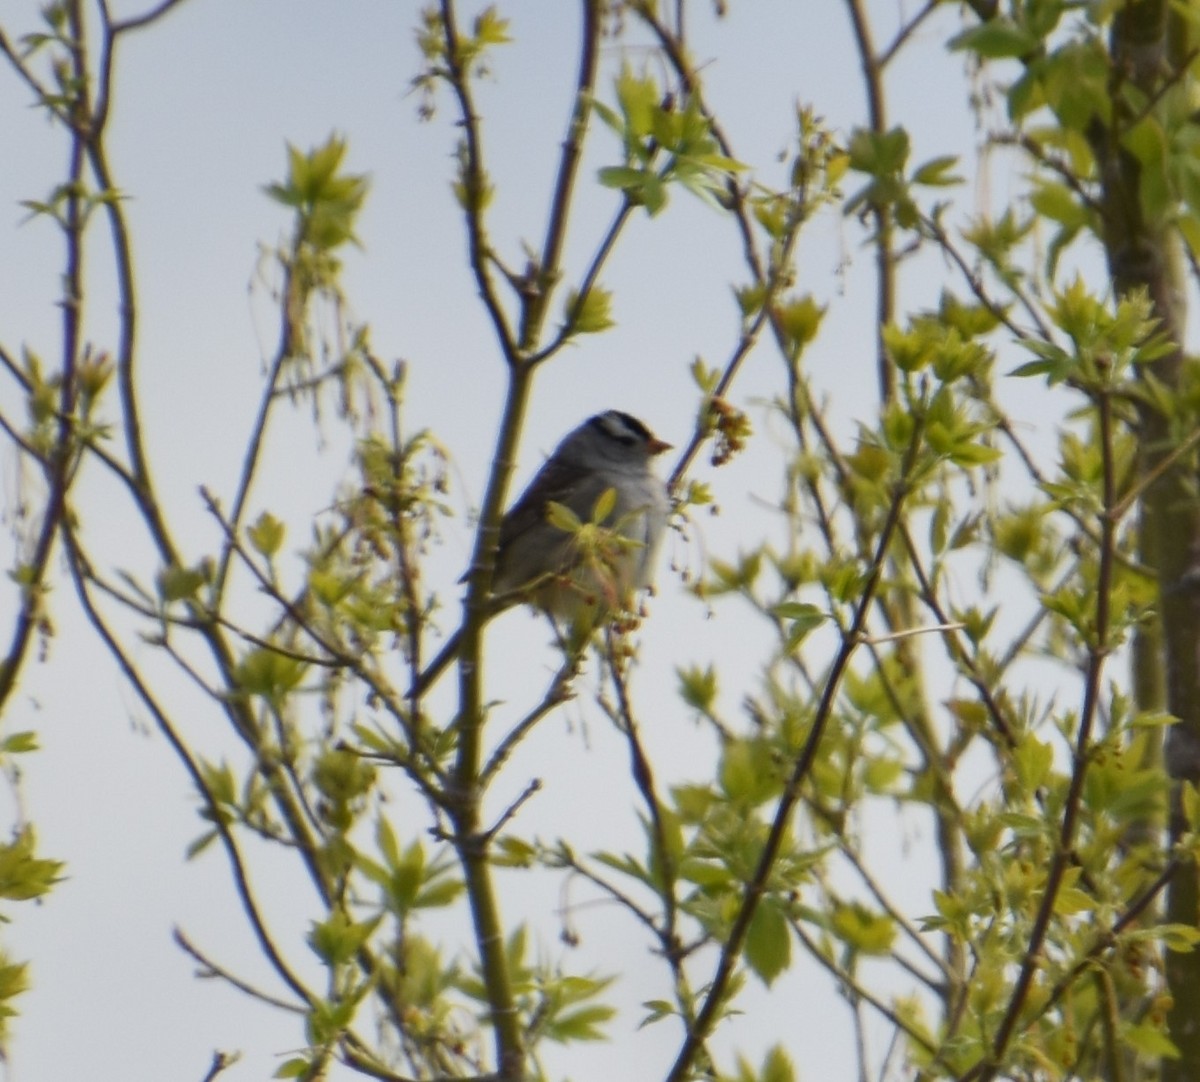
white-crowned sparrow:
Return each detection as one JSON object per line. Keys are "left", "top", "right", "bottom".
{"left": 411, "top": 410, "right": 671, "bottom": 694}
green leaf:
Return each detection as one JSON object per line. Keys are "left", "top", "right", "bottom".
{"left": 248, "top": 512, "right": 285, "bottom": 558}
{"left": 472, "top": 5, "right": 511, "bottom": 46}
{"left": 677, "top": 664, "right": 717, "bottom": 712}
{"left": 882, "top": 323, "right": 930, "bottom": 372}
{"left": 0, "top": 954, "right": 30, "bottom": 1044}
{"left": 493, "top": 835, "right": 536, "bottom": 867}
{"left": 1182, "top": 782, "right": 1200, "bottom": 831}
{"left": 0, "top": 829, "right": 63, "bottom": 902}
{"left": 671, "top": 783, "right": 715, "bottom": 821}
{"left": 770, "top": 601, "right": 822, "bottom": 622}
{"left": 591, "top": 97, "right": 623, "bottom": 134}
{"left": 733, "top": 282, "right": 766, "bottom": 319}
{"left": 863, "top": 757, "right": 905, "bottom": 793}
{"left": 564, "top": 286, "right": 615, "bottom": 335}
{"left": 156, "top": 563, "right": 207, "bottom": 603}
{"left": 308, "top": 910, "right": 382, "bottom": 966}
{"left": 776, "top": 295, "right": 825, "bottom": 355}
{"left": 719, "top": 739, "right": 779, "bottom": 804}
{"left": 912, "top": 155, "right": 962, "bottom": 187}
{"left": 1013, "top": 733, "right": 1054, "bottom": 791}
{"left": 1053, "top": 885, "right": 1095, "bottom": 916}
{"left": 232, "top": 647, "right": 308, "bottom": 703}
{"left": 547, "top": 1003, "right": 617, "bottom": 1043}
{"left": 591, "top": 486, "right": 617, "bottom": 524}
{"left": 760, "top": 1045, "right": 797, "bottom": 1082}
{"left": 637, "top": 172, "right": 668, "bottom": 215}
{"left": 415, "top": 878, "right": 466, "bottom": 908}
{"left": 1122, "top": 1020, "right": 1180, "bottom": 1059}
{"left": 771, "top": 602, "right": 826, "bottom": 649}
{"left": 376, "top": 816, "right": 401, "bottom": 869}
{"left": 831, "top": 901, "right": 897, "bottom": 955}
{"left": 598, "top": 165, "right": 649, "bottom": 192}
{"left": 639, "top": 999, "right": 677, "bottom": 1028}
{"left": 545, "top": 500, "right": 583, "bottom": 533}
{"left": 309, "top": 568, "right": 354, "bottom": 607}
{"left": 744, "top": 898, "right": 790, "bottom": 986}
{"left": 388, "top": 839, "right": 425, "bottom": 910}
{"left": 1156, "top": 922, "right": 1200, "bottom": 952}
{"left": 1029, "top": 181, "right": 1088, "bottom": 229}
{"left": 1124, "top": 117, "right": 1170, "bottom": 220}
{"left": 265, "top": 134, "right": 369, "bottom": 252}
{"left": 615, "top": 64, "right": 659, "bottom": 141}
{"left": 848, "top": 125, "right": 910, "bottom": 177}
{"left": 0, "top": 732, "right": 38, "bottom": 755}
{"left": 1178, "top": 213, "right": 1200, "bottom": 260}
{"left": 949, "top": 20, "right": 1039, "bottom": 59}
{"left": 311, "top": 747, "right": 376, "bottom": 805}
{"left": 185, "top": 829, "right": 218, "bottom": 861}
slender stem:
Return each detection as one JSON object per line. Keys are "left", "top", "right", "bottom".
{"left": 198, "top": 1051, "right": 239, "bottom": 1082}
{"left": 666, "top": 431, "right": 923, "bottom": 1082}
{"left": 0, "top": 2, "right": 88, "bottom": 712}
{"left": 526, "top": 200, "right": 634, "bottom": 368}
{"left": 173, "top": 929, "right": 305, "bottom": 1014}
{"left": 0, "top": 29, "right": 63, "bottom": 121}
{"left": 448, "top": 366, "right": 532, "bottom": 1080}
{"left": 482, "top": 659, "right": 577, "bottom": 782}
{"left": 604, "top": 641, "right": 682, "bottom": 954}
{"left": 844, "top": 0, "right": 895, "bottom": 403}
{"left": 109, "top": 0, "right": 191, "bottom": 35}
{"left": 61, "top": 530, "right": 317, "bottom": 1007}
{"left": 966, "top": 390, "right": 1118, "bottom": 1081}
{"left": 438, "top": 1, "right": 541, "bottom": 1071}
{"left": 878, "top": 0, "right": 940, "bottom": 69}
{"left": 212, "top": 246, "right": 301, "bottom": 603}
{"left": 439, "top": 0, "right": 516, "bottom": 364}
{"left": 520, "top": 0, "right": 602, "bottom": 352}
{"left": 552, "top": 847, "right": 662, "bottom": 941}
{"left": 900, "top": 524, "right": 1018, "bottom": 750}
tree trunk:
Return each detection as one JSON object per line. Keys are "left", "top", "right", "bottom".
{"left": 1104, "top": 4, "right": 1200, "bottom": 1078}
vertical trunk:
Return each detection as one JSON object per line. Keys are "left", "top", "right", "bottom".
{"left": 1104, "top": 4, "right": 1200, "bottom": 1078}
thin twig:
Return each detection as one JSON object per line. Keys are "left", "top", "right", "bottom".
{"left": 900, "top": 523, "right": 1018, "bottom": 749}
{"left": 0, "top": 342, "right": 31, "bottom": 389}
{"left": 845, "top": 0, "right": 896, "bottom": 401}
{"left": 602, "top": 635, "right": 685, "bottom": 966}
{"left": 861, "top": 622, "right": 965, "bottom": 645}
{"left": 878, "top": 0, "right": 941, "bottom": 69}
{"left": 549, "top": 846, "right": 663, "bottom": 942}
{"left": 791, "top": 916, "right": 940, "bottom": 1056}
{"left": 482, "top": 779, "right": 542, "bottom": 843}
{"left": 110, "top": 0, "right": 192, "bottom": 35}
{"left": 1110, "top": 425, "right": 1200, "bottom": 523}
{"left": 0, "top": 29, "right": 63, "bottom": 122}
{"left": 174, "top": 928, "right": 305, "bottom": 1014}
{"left": 666, "top": 425, "right": 924, "bottom": 1082}
{"left": 438, "top": 0, "right": 517, "bottom": 362}
{"left": 197, "top": 1050, "right": 241, "bottom": 1082}
{"left": 60, "top": 531, "right": 318, "bottom": 1008}
{"left": 922, "top": 211, "right": 1052, "bottom": 343}
{"left": 519, "top": 0, "right": 602, "bottom": 352}
{"left": 963, "top": 388, "right": 1119, "bottom": 1082}
{"left": 482, "top": 656, "right": 579, "bottom": 782}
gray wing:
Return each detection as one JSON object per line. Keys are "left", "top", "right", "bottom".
{"left": 494, "top": 459, "right": 616, "bottom": 590}
{"left": 497, "top": 457, "right": 581, "bottom": 550}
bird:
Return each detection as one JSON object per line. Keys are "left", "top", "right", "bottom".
{"left": 409, "top": 410, "right": 671, "bottom": 695}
